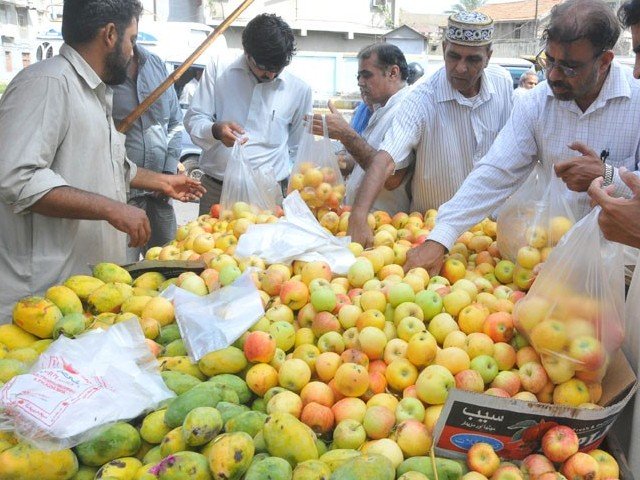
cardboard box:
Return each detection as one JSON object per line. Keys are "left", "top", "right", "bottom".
{"left": 121, "top": 259, "right": 206, "bottom": 280}
{"left": 602, "top": 431, "right": 634, "bottom": 480}
{"left": 432, "top": 351, "right": 638, "bottom": 460}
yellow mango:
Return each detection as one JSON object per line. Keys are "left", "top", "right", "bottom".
{"left": 95, "top": 456, "right": 142, "bottom": 479}
{"left": 133, "top": 272, "right": 166, "bottom": 290}
{"left": 0, "top": 359, "right": 28, "bottom": 383}
{"left": 68, "top": 465, "right": 98, "bottom": 479}
{"left": 5, "top": 347, "right": 39, "bottom": 365}
{"left": 263, "top": 412, "right": 318, "bottom": 467}
{"left": 31, "top": 338, "right": 54, "bottom": 353}
{"left": 113, "top": 282, "right": 134, "bottom": 301}
{"left": 86, "top": 283, "right": 126, "bottom": 314}
{"left": 95, "top": 312, "right": 118, "bottom": 325}
{"left": 0, "top": 431, "right": 18, "bottom": 453}
{"left": 45, "top": 285, "right": 83, "bottom": 315}
{"left": 12, "top": 296, "right": 63, "bottom": 338}
{"left": 141, "top": 297, "right": 175, "bottom": 327}
{"left": 207, "top": 432, "right": 254, "bottom": 480}
{"left": 0, "top": 342, "right": 8, "bottom": 359}
{"left": 140, "top": 409, "right": 171, "bottom": 444}
{"left": 0, "top": 442, "right": 78, "bottom": 480}
{"left": 292, "top": 459, "right": 333, "bottom": 480}
{"left": 121, "top": 296, "right": 154, "bottom": 317}
{"left": 160, "top": 426, "right": 189, "bottom": 457}
{"left": 198, "top": 346, "right": 247, "bottom": 377}
{"left": 132, "top": 463, "right": 157, "bottom": 480}
{"left": 142, "top": 445, "right": 163, "bottom": 465}
{"left": 93, "top": 262, "right": 133, "bottom": 285}
{"left": 132, "top": 287, "right": 160, "bottom": 297}
{"left": 64, "top": 275, "right": 104, "bottom": 300}
{"left": 0, "top": 324, "right": 37, "bottom": 349}
{"left": 159, "top": 356, "right": 206, "bottom": 381}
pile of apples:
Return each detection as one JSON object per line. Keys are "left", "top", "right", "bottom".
{"left": 467, "top": 425, "right": 619, "bottom": 480}
{"left": 287, "top": 161, "right": 346, "bottom": 212}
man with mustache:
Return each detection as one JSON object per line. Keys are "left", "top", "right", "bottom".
{"left": 0, "top": 0, "right": 205, "bottom": 323}
{"left": 403, "top": 0, "right": 640, "bottom": 274}
{"left": 347, "top": 12, "right": 513, "bottom": 246}
{"left": 185, "top": 13, "right": 313, "bottom": 215}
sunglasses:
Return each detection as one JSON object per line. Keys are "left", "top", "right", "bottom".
{"left": 535, "top": 48, "right": 606, "bottom": 78}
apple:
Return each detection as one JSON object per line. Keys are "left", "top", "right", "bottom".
{"left": 334, "top": 362, "right": 369, "bottom": 397}
{"left": 278, "top": 358, "right": 311, "bottom": 392}
{"left": 516, "top": 246, "right": 542, "bottom": 270}
{"left": 494, "top": 260, "right": 515, "bottom": 284}
{"left": 560, "top": 453, "right": 599, "bottom": 480}
{"left": 360, "top": 438, "right": 404, "bottom": 469}
{"left": 299, "top": 381, "right": 334, "bottom": 408}
{"left": 347, "top": 259, "right": 375, "bottom": 287}
{"left": 435, "top": 347, "right": 471, "bottom": 375}
{"left": 458, "top": 303, "right": 490, "bottom": 334}
{"left": 552, "top": 378, "right": 590, "bottom": 407}
{"left": 415, "top": 289, "right": 444, "bottom": 320}
{"left": 268, "top": 321, "right": 296, "bottom": 352}
{"left": 395, "top": 397, "right": 426, "bottom": 423}
{"left": 342, "top": 327, "right": 361, "bottom": 351}
{"left": 300, "top": 401, "right": 334, "bottom": 436}
{"left": 385, "top": 358, "right": 419, "bottom": 392}
{"left": 406, "top": 331, "right": 438, "bottom": 368}
{"left": 541, "top": 425, "right": 579, "bottom": 463}
{"left": 383, "top": 338, "right": 408, "bottom": 364}
{"left": 245, "top": 363, "right": 279, "bottom": 396}
{"left": 358, "top": 326, "right": 387, "bottom": 360}
{"left": 243, "top": 331, "right": 277, "bottom": 363}
{"left": 394, "top": 301, "right": 425, "bottom": 325}
{"left": 518, "top": 361, "right": 549, "bottom": 394}
{"left": 393, "top": 419, "right": 433, "bottom": 457}
{"left": 415, "top": 364, "right": 455, "bottom": 405}
{"left": 317, "top": 331, "right": 345, "bottom": 355}
{"left": 530, "top": 319, "right": 568, "bottom": 353}
{"left": 443, "top": 290, "right": 472, "bottom": 317}
{"left": 279, "top": 280, "right": 310, "bottom": 310}
{"left": 428, "top": 312, "right": 460, "bottom": 345}
{"left": 267, "top": 390, "right": 303, "bottom": 418}
{"left": 396, "top": 316, "right": 427, "bottom": 342}
{"left": 359, "top": 290, "right": 387, "bottom": 312}
{"left": 465, "top": 332, "right": 495, "bottom": 359}
{"left": 588, "top": 449, "right": 619, "bottom": 479}
{"left": 332, "top": 418, "right": 367, "bottom": 450}
{"left": 443, "top": 330, "right": 468, "bottom": 349}
{"left": 442, "top": 258, "right": 467, "bottom": 284}
{"left": 521, "top": 454, "right": 555, "bottom": 480}
{"left": 315, "top": 351, "right": 342, "bottom": 382}
{"left": 516, "top": 346, "right": 541, "bottom": 368}
{"left": 549, "top": 216, "right": 574, "bottom": 245}
{"left": 337, "top": 304, "right": 362, "bottom": 330}
{"left": 178, "top": 274, "right": 209, "bottom": 296}
{"left": 455, "top": 369, "right": 485, "bottom": 393}
{"left": 469, "top": 354, "right": 499, "bottom": 384}
{"left": 493, "top": 342, "right": 517, "bottom": 371}
{"left": 491, "top": 464, "right": 524, "bottom": 480}
{"left": 356, "top": 309, "right": 386, "bottom": 331}
{"left": 265, "top": 304, "right": 294, "bottom": 324}
{"left": 513, "top": 391, "right": 538, "bottom": 402}
{"left": 482, "top": 311, "right": 514, "bottom": 343}
{"left": 387, "top": 282, "right": 416, "bottom": 307}
{"left": 568, "top": 336, "right": 606, "bottom": 372}
{"left": 331, "top": 397, "right": 367, "bottom": 424}
{"left": 466, "top": 442, "right": 500, "bottom": 477}
{"left": 297, "top": 303, "right": 317, "bottom": 329}
{"left": 310, "top": 287, "right": 337, "bottom": 313}
{"left": 490, "top": 370, "right": 521, "bottom": 396}
{"left": 541, "top": 354, "right": 575, "bottom": 385}
{"left": 363, "top": 405, "right": 396, "bottom": 439}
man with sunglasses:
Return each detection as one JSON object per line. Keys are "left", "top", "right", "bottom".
{"left": 404, "top": 0, "right": 640, "bottom": 274}
{"left": 184, "top": 13, "right": 312, "bottom": 215}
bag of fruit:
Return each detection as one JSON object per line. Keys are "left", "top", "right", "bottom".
{"left": 513, "top": 207, "right": 625, "bottom": 388}
{"left": 287, "top": 115, "right": 344, "bottom": 212}
{"left": 496, "top": 163, "right": 576, "bottom": 273}
{"left": 219, "top": 140, "right": 279, "bottom": 214}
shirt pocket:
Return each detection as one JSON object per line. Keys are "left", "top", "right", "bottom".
{"left": 265, "top": 112, "right": 289, "bottom": 147}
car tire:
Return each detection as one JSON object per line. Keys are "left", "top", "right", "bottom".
{"left": 181, "top": 154, "right": 202, "bottom": 179}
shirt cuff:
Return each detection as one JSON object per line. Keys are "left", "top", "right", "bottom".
{"left": 611, "top": 166, "right": 634, "bottom": 198}
{"left": 13, "top": 169, "right": 68, "bottom": 214}
{"left": 125, "top": 158, "right": 138, "bottom": 195}
{"left": 428, "top": 223, "right": 460, "bottom": 251}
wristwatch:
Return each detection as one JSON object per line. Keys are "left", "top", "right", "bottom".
{"left": 603, "top": 163, "right": 614, "bottom": 186}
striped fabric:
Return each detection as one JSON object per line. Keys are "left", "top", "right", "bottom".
{"left": 379, "top": 64, "right": 513, "bottom": 213}
{"left": 430, "top": 61, "right": 640, "bottom": 250}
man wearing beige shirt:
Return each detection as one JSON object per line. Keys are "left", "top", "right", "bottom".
{"left": 0, "top": 0, "right": 204, "bottom": 323}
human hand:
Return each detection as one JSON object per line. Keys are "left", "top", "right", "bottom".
{"left": 311, "top": 100, "right": 352, "bottom": 142}
{"left": 403, "top": 240, "right": 447, "bottom": 276}
{"left": 161, "top": 174, "right": 206, "bottom": 202}
{"left": 107, "top": 204, "right": 151, "bottom": 248}
{"left": 588, "top": 169, "right": 640, "bottom": 248}
{"left": 212, "top": 121, "right": 247, "bottom": 147}
{"left": 347, "top": 212, "right": 374, "bottom": 248}
{"left": 554, "top": 142, "right": 605, "bottom": 192}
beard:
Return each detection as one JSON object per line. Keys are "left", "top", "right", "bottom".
{"left": 549, "top": 64, "right": 599, "bottom": 102}
{"left": 103, "top": 39, "right": 130, "bottom": 86}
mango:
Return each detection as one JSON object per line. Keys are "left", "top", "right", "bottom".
{"left": 0, "top": 324, "right": 38, "bottom": 349}
{"left": 138, "top": 317, "right": 161, "bottom": 340}
{"left": 159, "top": 356, "right": 206, "bottom": 381}
{"left": 245, "top": 456, "right": 293, "bottom": 480}
{"left": 140, "top": 409, "right": 172, "bottom": 444}
{"left": 75, "top": 422, "right": 141, "bottom": 467}
{"left": 163, "top": 339, "right": 187, "bottom": 357}
{"left": 86, "top": 283, "right": 127, "bottom": 314}
{"left": 0, "top": 442, "right": 78, "bottom": 480}
{"left": 292, "top": 460, "right": 332, "bottom": 480}
{"left": 64, "top": 275, "right": 105, "bottom": 300}
{"left": 31, "top": 338, "right": 54, "bottom": 353}
{"left": 12, "top": 296, "right": 63, "bottom": 338}
{"left": 113, "top": 282, "right": 134, "bottom": 300}
{"left": 115, "top": 312, "right": 140, "bottom": 324}
{"left": 253, "top": 431, "right": 267, "bottom": 454}
{"left": 69, "top": 465, "right": 98, "bottom": 479}
{"left": 329, "top": 454, "right": 394, "bottom": 480}
{"left": 95, "top": 312, "right": 118, "bottom": 325}
{"left": 45, "top": 285, "right": 83, "bottom": 315}
{"left": 182, "top": 406, "right": 223, "bottom": 446}
{"left": 133, "top": 272, "right": 166, "bottom": 290}
{"left": 317, "top": 450, "right": 360, "bottom": 472}
{"left": 208, "top": 374, "right": 252, "bottom": 404}
{"left": 5, "top": 347, "right": 38, "bottom": 365}
{"left": 0, "top": 342, "right": 8, "bottom": 359}
{"left": 160, "top": 427, "right": 190, "bottom": 457}
{"left": 158, "top": 278, "right": 179, "bottom": 292}
{"left": 161, "top": 370, "right": 202, "bottom": 395}
{"left": 153, "top": 451, "right": 211, "bottom": 480}
{"left": 132, "top": 463, "right": 157, "bottom": 480}
{"left": 142, "top": 445, "right": 163, "bottom": 465}
{"left": 53, "top": 312, "right": 87, "bottom": 339}
{"left": 141, "top": 297, "right": 175, "bottom": 327}
{"left": 252, "top": 397, "right": 267, "bottom": 413}
{"left": 396, "top": 457, "right": 465, "bottom": 480}
{"left": 135, "top": 441, "right": 154, "bottom": 462}
{"left": 93, "top": 262, "right": 133, "bottom": 285}
{"left": 263, "top": 412, "right": 318, "bottom": 467}
{"left": 0, "top": 358, "right": 27, "bottom": 382}
{"left": 224, "top": 410, "right": 267, "bottom": 437}
{"left": 95, "top": 456, "right": 142, "bottom": 479}
{"left": 216, "top": 401, "right": 250, "bottom": 424}
{"left": 198, "top": 346, "right": 247, "bottom": 377}
{"left": 132, "top": 287, "right": 160, "bottom": 298}
{"left": 121, "top": 296, "right": 154, "bottom": 317}
{"left": 207, "top": 432, "right": 254, "bottom": 480}
{"left": 164, "top": 383, "right": 225, "bottom": 428}
{"left": 0, "top": 431, "right": 18, "bottom": 453}
{"left": 157, "top": 324, "right": 181, "bottom": 345}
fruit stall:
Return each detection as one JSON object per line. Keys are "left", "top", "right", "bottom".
{"left": 0, "top": 181, "right": 635, "bottom": 480}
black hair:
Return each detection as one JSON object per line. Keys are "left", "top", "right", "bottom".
{"left": 407, "top": 62, "right": 425, "bottom": 85}
{"left": 619, "top": 0, "right": 640, "bottom": 28}
{"left": 358, "top": 43, "right": 409, "bottom": 81}
{"left": 62, "top": 0, "right": 143, "bottom": 45}
{"left": 542, "top": 0, "right": 621, "bottom": 52}
{"left": 242, "top": 13, "right": 295, "bottom": 71}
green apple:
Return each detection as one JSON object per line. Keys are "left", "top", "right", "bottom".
{"left": 415, "top": 290, "right": 443, "bottom": 321}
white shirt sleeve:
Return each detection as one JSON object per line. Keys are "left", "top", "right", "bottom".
{"left": 288, "top": 84, "right": 313, "bottom": 164}
{"left": 183, "top": 57, "right": 221, "bottom": 151}
{"left": 428, "top": 91, "right": 540, "bottom": 250}
{"left": 378, "top": 87, "right": 428, "bottom": 170}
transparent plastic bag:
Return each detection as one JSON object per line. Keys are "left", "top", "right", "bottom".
{"left": 287, "top": 116, "right": 345, "bottom": 212}
{"left": 0, "top": 320, "right": 174, "bottom": 450}
{"left": 220, "top": 140, "right": 279, "bottom": 213}
{"left": 497, "top": 164, "right": 577, "bottom": 261}
{"left": 162, "top": 271, "right": 264, "bottom": 362}
{"left": 513, "top": 207, "right": 626, "bottom": 384}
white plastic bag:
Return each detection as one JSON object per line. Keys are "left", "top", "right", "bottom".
{"left": 235, "top": 190, "right": 356, "bottom": 274}
{"left": 220, "top": 140, "right": 279, "bottom": 212}
{"left": 0, "top": 320, "right": 174, "bottom": 451}
{"left": 163, "top": 270, "right": 264, "bottom": 362}
{"left": 513, "top": 207, "right": 625, "bottom": 382}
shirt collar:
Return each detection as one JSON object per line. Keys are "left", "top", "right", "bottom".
{"left": 435, "top": 66, "right": 495, "bottom": 105}
{"left": 230, "top": 55, "right": 287, "bottom": 85}
{"left": 59, "top": 43, "right": 104, "bottom": 91}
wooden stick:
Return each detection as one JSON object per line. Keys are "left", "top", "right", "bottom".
{"left": 117, "top": 0, "right": 255, "bottom": 133}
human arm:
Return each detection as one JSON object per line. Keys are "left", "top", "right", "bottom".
{"left": 130, "top": 167, "right": 205, "bottom": 202}
{"left": 588, "top": 169, "right": 640, "bottom": 248}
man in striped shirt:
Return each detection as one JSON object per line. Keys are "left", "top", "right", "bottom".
{"left": 347, "top": 11, "right": 513, "bottom": 247}
{"left": 405, "top": 0, "right": 640, "bottom": 274}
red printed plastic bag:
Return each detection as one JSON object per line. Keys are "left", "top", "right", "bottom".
{"left": 513, "top": 207, "right": 625, "bottom": 386}
{"left": 287, "top": 116, "right": 344, "bottom": 212}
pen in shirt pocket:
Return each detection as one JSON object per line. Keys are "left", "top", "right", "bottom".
{"left": 600, "top": 148, "right": 610, "bottom": 162}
